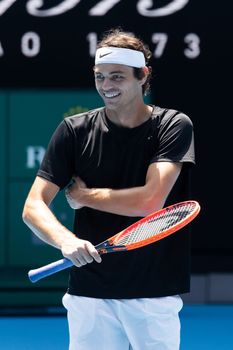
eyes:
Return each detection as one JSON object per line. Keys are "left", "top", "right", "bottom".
{"left": 95, "top": 73, "right": 125, "bottom": 82}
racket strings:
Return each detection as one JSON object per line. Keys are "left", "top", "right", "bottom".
{"left": 117, "top": 203, "right": 195, "bottom": 245}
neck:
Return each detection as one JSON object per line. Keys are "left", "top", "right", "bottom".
{"left": 105, "top": 103, "right": 153, "bottom": 128}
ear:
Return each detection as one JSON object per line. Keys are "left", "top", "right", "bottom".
{"left": 139, "top": 66, "right": 149, "bottom": 85}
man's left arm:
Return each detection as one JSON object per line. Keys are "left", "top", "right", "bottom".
{"left": 65, "top": 162, "right": 182, "bottom": 217}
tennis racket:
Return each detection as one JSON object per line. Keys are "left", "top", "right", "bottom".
{"left": 28, "top": 200, "right": 200, "bottom": 283}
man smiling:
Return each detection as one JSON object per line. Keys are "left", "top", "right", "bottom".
{"left": 23, "top": 28, "right": 195, "bottom": 349}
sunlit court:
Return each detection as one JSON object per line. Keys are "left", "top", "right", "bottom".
{"left": 0, "top": 305, "right": 233, "bottom": 349}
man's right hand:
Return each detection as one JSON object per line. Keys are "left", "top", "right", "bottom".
{"left": 61, "top": 237, "right": 102, "bottom": 267}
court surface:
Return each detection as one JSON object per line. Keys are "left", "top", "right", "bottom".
{"left": 0, "top": 304, "right": 232, "bottom": 349}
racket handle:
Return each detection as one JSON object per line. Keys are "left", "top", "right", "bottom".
{"left": 28, "top": 258, "right": 73, "bottom": 283}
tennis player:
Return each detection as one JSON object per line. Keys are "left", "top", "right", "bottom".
{"left": 22, "top": 28, "right": 195, "bottom": 349}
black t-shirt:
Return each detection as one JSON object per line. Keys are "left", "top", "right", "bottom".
{"left": 38, "top": 105, "right": 195, "bottom": 298}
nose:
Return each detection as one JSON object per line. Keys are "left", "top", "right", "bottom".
{"left": 101, "top": 77, "right": 113, "bottom": 90}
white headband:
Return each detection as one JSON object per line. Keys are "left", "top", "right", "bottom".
{"left": 95, "top": 47, "right": 146, "bottom": 68}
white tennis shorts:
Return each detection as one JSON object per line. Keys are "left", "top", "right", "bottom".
{"left": 62, "top": 293, "right": 183, "bottom": 350}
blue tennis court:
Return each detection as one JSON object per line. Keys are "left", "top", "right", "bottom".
{"left": 0, "top": 304, "right": 232, "bottom": 349}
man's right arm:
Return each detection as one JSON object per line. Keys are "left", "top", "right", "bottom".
{"left": 22, "top": 176, "right": 101, "bottom": 267}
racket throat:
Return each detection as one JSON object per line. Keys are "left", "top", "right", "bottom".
{"left": 95, "top": 241, "right": 127, "bottom": 254}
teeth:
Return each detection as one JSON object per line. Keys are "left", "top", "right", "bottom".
{"left": 103, "top": 92, "right": 119, "bottom": 98}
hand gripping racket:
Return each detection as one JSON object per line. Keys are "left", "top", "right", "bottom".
{"left": 28, "top": 200, "right": 200, "bottom": 283}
